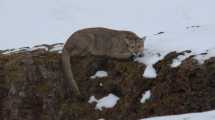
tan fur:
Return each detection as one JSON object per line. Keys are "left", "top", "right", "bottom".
{"left": 62, "top": 27, "right": 144, "bottom": 96}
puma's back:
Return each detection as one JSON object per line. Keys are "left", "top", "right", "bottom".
{"left": 63, "top": 27, "right": 144, "bottom": 58}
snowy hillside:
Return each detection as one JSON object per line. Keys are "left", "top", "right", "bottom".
{"left": 1, "top": 0, "right": 215, "bottom": 49}
{"left": 2, "top": 0, "right": 215, "bottom": 119}
{"left": 135, "top": 25, "right": 215, "bottom": 78}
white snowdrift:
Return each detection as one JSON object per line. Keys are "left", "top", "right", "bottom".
{"left": 88, "top": 94, "right": 119, "bottom": 111}
{"left": 90, "top": 71, "right": 108, "bottom": 79}
{"left": 141, "top": 110, "right": 215, "bottom": 120}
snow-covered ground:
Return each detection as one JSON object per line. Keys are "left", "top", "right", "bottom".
{"left": 1, "top": 43, "right": 63, "bottom": 54}
{"left": 1, "top": 0, "right": 215, "bottom": 49}
{"left": 136, "top": 25, "right": 215, "bottom": 78}
{"left": 141, "top": 110, "right": 215, "bottom": 120}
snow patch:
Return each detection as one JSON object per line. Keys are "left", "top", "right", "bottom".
{"left": 49, "top": 44, "right": 64, "bottom": 53}
{"left": 88, "top": 94, "right": 119, "bottom": 111}
{"left": 140, "top": 110, "right": 215, "bottom": 120}
{"left": 1, "top": 43, "right": 63, "bottom": 55}
{"left": 88, "top": 96, "right": 98, "bottom": 103}
{"left": 90, "top": 71, "right": 108, "bottom": 79}
{"left": 2, "top": 47, "right": 30, "bottom": 55}
{"left": 140, "top": 90, "right": 151, "bottom": 104}
{"left": 194, "top": 49, "right": 215, "bottom": 64}
{"left": 31, "top": 46, "right": 48, "bottom": 51}
{"left": 136, "top": 49, "right": 166, "bottom": 79}
{"left": 98, "top": 119, "right": 105, "bottom": 120}
{"left": 170, "top": 48, "right": 215, "bottom": 67}
{"left": 171, "top": 52, "right": 194, "bottom": 68}
{"left": 143, "top": 65, "right": 157, "bottom": 79}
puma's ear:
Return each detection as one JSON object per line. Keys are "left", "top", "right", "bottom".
{"left": 141, "top": 36, "right": 146, "bottom": 41}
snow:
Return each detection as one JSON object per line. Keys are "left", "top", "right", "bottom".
{"left": 90, "top": 71, "right": 108, "bottom": 79}
{"left": 49, "top": 44, "right": 64, "bottom": 53}
{"left": 135, "top": 50, "right": 163, "bottom": 79}
{"left": 1, "top": 44, "right": 63, "bottom": 54}
{"left": 135, "top": 49, "right": 164, "bottom": 78}
{"left": 88, "top": 96, "right": 98, "bottom": 103}
{"left": 31, "top": 46, "right": 49, "bottom": 51}
{"left": 194, "top": 49, "right": 215, "bottom": 64}
{"left": 145, "top": 25, "right": 215, "bottom": 53}
{"left": 2, "top": 47, "right": 30, "bottom": 55}
{"left": 140, "top": 110, "right": 215, "bottom": 120}
{"left": 1, "top": 0, "right": 215, "bottom": 50}
{"left": 140, "top": 90, "right": 151, "bottom": 104}
{"left": 171, "top": 51, "right": 193, "bottom": 68}
{"left": 98, "top": 119, "right": 105, "bottom": 120}
{"left": 95, "top": 94, "right": 119, "bottom": 111}
{"left": 135, "top": 25, "right": 215, "bottom": 78}
{"left": 142, "top": 65, "right": 157, "bottom": 79}
{"left": 88, "top": 94, "right": 119, "bottom": 111}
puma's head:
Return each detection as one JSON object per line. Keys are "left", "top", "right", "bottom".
{"left": 123, "top": 32, "right": 145, "bottom": 56}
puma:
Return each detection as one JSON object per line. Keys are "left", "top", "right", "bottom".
{"left": 62, "top": 27, "right": 145, "bottom": 95}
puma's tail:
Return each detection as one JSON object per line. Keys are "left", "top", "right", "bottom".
{"left": 62, "top": 49, "right": 81, "bottom": 96}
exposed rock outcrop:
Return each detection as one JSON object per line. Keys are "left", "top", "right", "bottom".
{"left": 1, "top": 47, "right": 215, "bottom": 120}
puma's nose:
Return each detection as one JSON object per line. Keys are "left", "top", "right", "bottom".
{"left": 136, "top": 52, "right": 143, "bottom": 57}
{"left": 138, "top": 54, "right": 143, "bottom": 57}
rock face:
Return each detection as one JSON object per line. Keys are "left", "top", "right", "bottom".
{"left": 1, "top": 52, "right": 66, "bottom": 120}
{"left": 1, "top": 48, "right": 215, "bottom": 120}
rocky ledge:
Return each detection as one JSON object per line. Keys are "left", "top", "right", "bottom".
{"left": 1, "top": 45, "right": 215, "bottom": 120}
